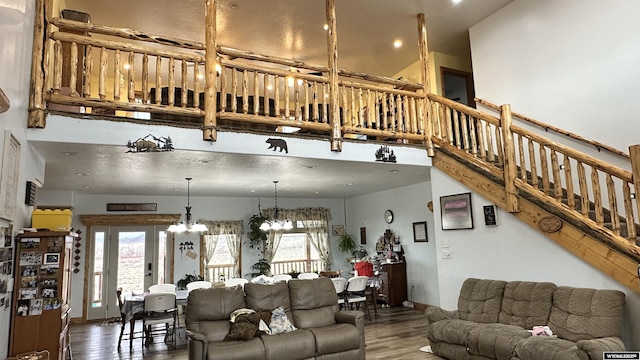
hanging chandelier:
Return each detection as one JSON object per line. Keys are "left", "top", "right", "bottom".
{"left": 260, "top": 180, "right": 293, "bottom": 231}
{"left": 167, "top": 177, "right": 208, "bottom": 233}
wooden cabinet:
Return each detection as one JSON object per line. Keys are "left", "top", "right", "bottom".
{"left": 376, "top": 262, "right": 407, "bottom": 307}
{"left": 9, "top": 231, "right": 76, "bottom": 360}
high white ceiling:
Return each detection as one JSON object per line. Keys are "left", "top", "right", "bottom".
{"left": 36, "top": 0, "right": 512, "bottom": 198}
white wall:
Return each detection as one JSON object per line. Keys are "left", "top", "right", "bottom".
{"left": 346, "top": 181, "right": 439, "bottom": 306}
{"left": 0, "top": 1, "right": 48, "bottom": 357}
{"left": 469, "top": 0, "right": 640, "bottom": 152}
{"left": 431, "top": 169, "right": 640, "bottom": 349}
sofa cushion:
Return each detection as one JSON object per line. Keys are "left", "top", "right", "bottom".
{"left": 259, "top": 328, "right": 316, "bottom": 360}
{"left": 245, "top": 281, "right": 291, "bottom": 312}
{"left": 466, "top": 323, "right": 532, "bottom": 360}
{"left": 514, "top": 336, "right": 584, "bottom": 360}
{"left": 548, "top": 286, "right": 625, "bottom": 342}
{"left": 289, "top": 278, "right": 339, "bottom": 328}
{"left": 498, "top": 281, "right": 556, "bottom": 329}
{"left": 427, "top": 319, "right": 484, "bottom": 346}
{"left": 206, "top": 337, "right": 265, "bottom": 360}
{"left": 457, "top": 278, "right": 507, "bottom": 323}
{"left": 186, "top": 286, "right": 246, "bottom": 340}
{"left": 309, "top": 323, "right": 361, "bottom": 355}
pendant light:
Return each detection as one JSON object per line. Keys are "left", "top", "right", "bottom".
{"left": 167, "top": 177, "right": 208, "bottom": 233}
{"left": 260, "top": 180, "right": 293, "bottom": 231}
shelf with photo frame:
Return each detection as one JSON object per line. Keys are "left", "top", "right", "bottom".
{"left": 374, "top": 229, "right": 405, "bottom": 263}
{"left": 9, "top": 231, "right": 77, "bottom": 360}
{"left": 0, "top": 224, "right": 15, "bottom": 310}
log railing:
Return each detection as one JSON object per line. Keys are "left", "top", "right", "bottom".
{"left": 476, "top": 97, "right": 630, "bottom": 159}
{"left": 36, "top": 16, "right": 427, "bottom": 147}
{"left": 427, "top": 93, "right": 640, "bottom": 253}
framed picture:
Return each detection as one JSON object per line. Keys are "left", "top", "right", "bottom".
{"left": 412, "top": 221, "right": 428, "bottom": 242}
{"left": 44, "top": 253, "right": 60, "bottom": 265}
{"left": 440, "top": 193, "right": 474, "bottom": 230}
{"left": 483, "top": 205, "right": 497, "bottom": 226}
{"left": 331, "top": 225, "right": 345, "bottom": 236}
{"left": 0, "top": 131, "right": 21, "bottom": 221}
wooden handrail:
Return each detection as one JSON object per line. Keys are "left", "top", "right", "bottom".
{"left": 510, "top": 124, "right": 632, "bottom": 182}
{"left": 428, "top": 93, "right": 500, "bottom": 126}
{"left": 476, "top": 97, "right": 630, "bottom": 159}
{"left": 50, "top": 17, "right": 206, "bottom": 50}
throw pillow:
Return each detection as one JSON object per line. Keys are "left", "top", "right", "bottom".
{"left": 269, "top": 306, "right": 297, "bottom": 335}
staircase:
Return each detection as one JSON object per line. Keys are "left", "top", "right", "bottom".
{"left": 426, "top": 94, "right": 640, "bottom": 294}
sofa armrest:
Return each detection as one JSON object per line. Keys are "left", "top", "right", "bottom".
{"left": 186, "top": 330, "right": 208, "bottom": 360}
{"left": 335, "top": 310, "right": 365, "bottom": 326}
{"left": 425, "top": 306, "right": 459, "bottom": 326}
{"left": 576, "top": 337, "right": 625, "bottom": 360}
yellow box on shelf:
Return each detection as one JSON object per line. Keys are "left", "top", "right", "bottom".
{"left": 31, "top": 209, "right": 73, "bottom": 231}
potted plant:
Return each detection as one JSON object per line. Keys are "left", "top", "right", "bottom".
{"left": 338, "top": 232, "right": 357, "bottom": 254}
{"left": 247, "top": 213, "right": 271, "bottom": 277}
{"left": 176, "top": 272, "right": 204, "bottom": 290}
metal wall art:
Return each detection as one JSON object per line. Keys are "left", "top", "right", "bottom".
{"left": 266, "top": 138, "right": 288, "bottom": 153}
{"left": 375, "top": 145, "right": 397, "bottom": 163}
{"left": 126, "top": 134, "right": 174, "bottom": 152}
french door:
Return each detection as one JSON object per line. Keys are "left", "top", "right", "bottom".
{"left": 86, "top": 226, "right": 168, "bottom": 321}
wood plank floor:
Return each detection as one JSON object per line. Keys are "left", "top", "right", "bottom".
{"left": 69, "top": 306, "right": 444, "bottom": 359}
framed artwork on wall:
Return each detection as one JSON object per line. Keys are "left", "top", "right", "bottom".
{"left": 0, "top": 131, "right": 21, "bottom": 221}
{"left": 412, "top": 221, "right": 428, "bottom": 242}
{"left": 440, "top": 192, "right": 474, "bottom": 230}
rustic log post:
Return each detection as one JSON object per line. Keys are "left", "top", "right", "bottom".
{"left": 500, "top": 104, "right": 519, "bottom": 213}
{"left": 417, "top": 14, "right": 434, "bottom": 156}
{"left": 630, "top": 145, "right": 640, "bottom": 240}
{"left": 28, "top": 0, "right": 47, "bottom": 128}
{"left": 204, "top": 0, "right": 218, "bottom": 141}
{"left": 326, "top": 0, "right": 342, "bottom": 151}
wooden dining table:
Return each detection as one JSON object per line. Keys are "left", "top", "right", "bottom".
{"left": 122, "top": 290, "right": 188, "bottom": 322}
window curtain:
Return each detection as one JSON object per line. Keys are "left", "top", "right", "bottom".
{"left": 201, "top": 234, "right": 219, "bottom": 282}
{"left": 302, "top": 219, "right": 331, "bottom": 271}
{"left": 202, "top": 220, "right": 244, "bottom": 279}
{"left": 261, "top": 207, "right": 331, "bottom": 270}
{"left": 262, "top": 230, "right": 283, "bottom": 267}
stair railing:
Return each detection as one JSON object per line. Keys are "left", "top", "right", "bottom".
{"left": 426, "top": 93, "right": 640, "bottom": 256}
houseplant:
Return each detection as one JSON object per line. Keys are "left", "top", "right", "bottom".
{"left": 247, "top": 213, "right": 271, "bottom": 277}
{"left": 338, "top": 232, "right": 357, "bottom": 254}
{"left": 176, "top": 272, "right": 204, "bottom": 290}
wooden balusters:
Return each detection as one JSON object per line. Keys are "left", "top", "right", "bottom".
{"left": 220, "top": 65, "right": 227, "bottom": 110}
{"left": 155, "top": 56, "right": 162, "bottom": 105}
{"left": 577, "top": 162, "right": 590, "bottom": 216}
{"left": 622, "top": 184, "right": 636, "bottom": 241}
{"left": 254, "top": 71, "right": 260, "bottom": 115}
{"left": 550, "top": 150, "right": 562, "bottom": 201}
{"left": 263, "top": 73, "right": 270, "bottom": 117}
{"left": 231, "top": 69, "right": 238, "bottom": 113}
{"left": 69, "top": 42, "right": 78, "bottom": 95}
{"left": 274, "top": 75, "right": 280, "bottom": 117}
{"left": 193, "top": 61, "right": 200, "bottom": 109}
{"left": 517, "top": 136, "right": 526, "bottom": 180}
{"left": 606, "top": 174, "right": 620, "bottom": 235}
{"left": 591, "top": 167, "right": 604, "bottom": 226}
{"left": 53, "top": 40, "right": 62, "bottom": 94}
{"left": 99, "top": 47, "right": 107, "bottom": 100}
{"left": 168, "top": 57, "right": 175, "bottom": 106}
{"left": 528, "top": 139, "right": 538, "bottom": 189}
{"left": 563, "top": 156, "right": 575, "bottom": 210}
{"left": 180, "top": 59, "right": 187, "bottom": 107}
{"left": 539, "top": 146, "right": 550, "bottom": 195}
{"left": 128, "top": 51, "right": 135, "bottom": 103}
{"left": 242, "top": 69, "right": 248, "bottom": 114}
{"left": 113, "top": 49, "right": 121, "bottom": 100}
{"left": 83, "top": 45, "right": 92, "bottom": 98}
{"left": 630, "top": 145, "right": 640, "bottom": 237}
{"left": 142, "top": 54, "right": 149, "bottom": 104}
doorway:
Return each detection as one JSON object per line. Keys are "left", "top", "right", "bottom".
{"left": 441, "top": 67, "right": 475, "bottom": 107}
{"left": 86, "top": 225, "right": 168, "bottom": 321}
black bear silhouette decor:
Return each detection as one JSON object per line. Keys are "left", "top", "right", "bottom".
{"left": 266, "top": 138, "right": 288, "bottom": 153}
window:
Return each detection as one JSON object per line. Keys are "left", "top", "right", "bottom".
{"left": 203, "top": 234, "right": 238, "bottom": 282}
{"left": 271, "top": 221, "right": 323, "bottom": 274}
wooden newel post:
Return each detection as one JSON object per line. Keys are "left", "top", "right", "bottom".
{"left": 204, "top": 0, "right": 218, "bottom": 141}
{"left": 326, "top": 0, "right": 342, "bottom": 152}
{"left": 630, "top": 145, "right": 640, "bottom": 231}
{"left": 417, "top": 13, "right": 434, "bottom": 157}
{"left": 28, "top": 0, "right": 48, "bottom": 128}
{"left": 501, "top": 104, "right": 519, "bottom": 213}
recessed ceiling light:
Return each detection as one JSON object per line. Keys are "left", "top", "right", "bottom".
{"left": 63, "top": 152, "right": 77, "bottom": 156}
{"left": 393, "top": 39, "right": 403, "bottom": 48}
{"left": 305, "top": 165, "right": 317, "bottom": 169}
{"left": 199, "top": 160, "right": 210, "bottom": 164}
{"left": 389, "top": 169, "right": 399, "bottom": 173}
{"left": 315, "top": 191, "right": 320, "bottom": 194}
{"left": 323, "top": 24, "right": 329, "bottom": 31}
{"left": 123, "top": 63, "right": 131, "bottom": 70}
{"left": 250, "top": 189, "right": 256, "bottom": 193}
{"left": 172, "top": 187, "right": 181, "bottom": 191}
{"left": 267, "top": 84, "right": 273, "bottom": 91}
{"left": 347, "top": 183, "right": 353, "bottom": 186}
{"left": 75, "top": 172, "right": 89, "bottom": 176}
{"left": 452, "top": 0, "right": 462, "bottom": 4}
{"left": 82, "top": 186, "right": 90, "bottom": 189}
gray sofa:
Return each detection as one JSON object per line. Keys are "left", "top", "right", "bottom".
{"left": 185, "top": 277, "right": 365, "bottom": 360}
{"left": 425, "top": 278, "right": 626, "bottom": 360}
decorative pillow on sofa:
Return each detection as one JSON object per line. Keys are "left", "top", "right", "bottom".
{"left": 224, "top": 310, "right": 273, "bottom": 341}
{"left": 269, "top": 306, "right": 297, "bottom": 335}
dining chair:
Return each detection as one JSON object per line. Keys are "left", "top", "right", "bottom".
{"left": 186, "top": 280, "right": 212, "bottom": 293}
{"left": 116, "top": 287, "right": 144, "bottom": 352}
{"left": 6, "top": 350, "right": 50, "bottom": 360}
{"left": 297, "top": 272, "right": 319, "bottom": 279}
{"left": 272, "top": 274, "right": 292, "bottom": 283}
{"left": 225, "top": 278, "right": 249, "bottom": 289}
{"left": 249, "top": 275, "right": 273, "bottom": 284}
{"left": 142, "top": 292, "right": 177, "bottom": 350}
{"left": 345, "top": 276, "right": 370, "bottom": 319}
{"left": 148, "top": 283, "right": 176, "bottom": 293}
{"left": 331, "top": 277, "right": 347, "bottom": 309}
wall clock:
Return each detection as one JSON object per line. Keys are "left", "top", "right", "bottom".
{"left": 384, "top": 209, "right": 394, "bottom": 224}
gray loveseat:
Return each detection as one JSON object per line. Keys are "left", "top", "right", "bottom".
{"left": 425, "top": 278, "right": 626, "bottom": 360}
{"left": 185, "top": 277, "right": 365, "bottom": 360}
